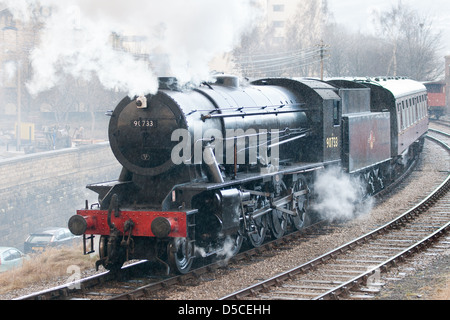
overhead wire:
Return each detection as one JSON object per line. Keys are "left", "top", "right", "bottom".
{"left": 238, "top": 48, "right": 321, "bottom": 65}
{"left": 237, "top": 46, "right": 321, "bottom": 59}
{"left": 234, "top": 47, "right": 327, "bottom": 76}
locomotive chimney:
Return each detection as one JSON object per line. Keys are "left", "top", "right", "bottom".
{"left": 214, "top": 75, "right": 240, "bottom": 88}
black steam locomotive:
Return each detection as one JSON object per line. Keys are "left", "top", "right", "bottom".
{"left": 68, "top": 75, "right": 428, "bottom": 274}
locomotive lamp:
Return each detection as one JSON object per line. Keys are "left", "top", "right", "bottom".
{"left": 136, "top": 96, "right": 148, "bottom": 109}
{"left": 68, "top": 214, "right": 88, "bottom": 236}
{"left": 151, "top": 217, "right": 174, "bottom": 238}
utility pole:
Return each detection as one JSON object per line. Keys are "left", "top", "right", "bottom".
{"left": 318, "top": 40, "right": 329, "bottom": 81}
{"left": 16, "top": 61, "right": 21, "bottom": 151}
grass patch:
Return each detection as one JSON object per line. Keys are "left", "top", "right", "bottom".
{"left": 0, "top": 245, "right": 98, "bottom": 294}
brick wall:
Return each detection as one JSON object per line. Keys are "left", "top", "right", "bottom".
{"left": 0, "top": 143, "right": 122, "bottom": 250}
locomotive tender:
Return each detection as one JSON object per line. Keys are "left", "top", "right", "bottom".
{"left": 68, "top": 75, "right": 428, "bottom": 274}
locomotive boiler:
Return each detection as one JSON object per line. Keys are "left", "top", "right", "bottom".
{"left": 68, "top": 75, "right": 428, "bottom": 274}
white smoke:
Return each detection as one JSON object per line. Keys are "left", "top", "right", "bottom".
{"left": 2, "top": 0, "right": 259, "bottom": 97}
{"left": 194, "top": 235, "right": 240, "bottom": 266}
{"left": 312, "top": 167, "right": 374, "bottom": 222}
{"left": 215, "top": 236, "right": 240, "bottom": 265}
{"left": 2, "top": 61, "right": 17, "bottom": 83}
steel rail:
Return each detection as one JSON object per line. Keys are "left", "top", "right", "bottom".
{"left": 107, "top": 220, "right": 328, "bottom": 300}
{"left": 220, "top": 137, "right": 450, "bottom": 300}
{"left": 315, "top": 221, "right": 450, "bottom": 300}
{"left": 13, "top": 260, "right": 148, "bottom": 300}
{"left": 314, "top": 176, "right": 450, "bottom": 300}
{"left": 16, "top": 135, "right": 445, "bottom": 301}
{"left": 221, "top": 176, "right": 450, "bottom": 300}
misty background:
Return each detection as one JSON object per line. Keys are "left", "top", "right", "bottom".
{"left": 0, "top": 0, "right": 446, "bottom": 149}
{"left": 0, "top": 0, "right": 447, "bottom": 254}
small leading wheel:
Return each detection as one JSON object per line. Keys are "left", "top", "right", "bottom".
{"left": 290, "top": 177, "right": 310, "bottom": 231}
{"left": 167, "top": 237, "right": 194, "bottom": 274}
{"left": 98, "top": 235, "right": 126, "bottom": 272}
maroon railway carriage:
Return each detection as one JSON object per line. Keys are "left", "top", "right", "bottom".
{"left": 424, "top": 81, "right": 447, "bottom": 120}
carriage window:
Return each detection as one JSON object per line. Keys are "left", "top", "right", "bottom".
{"left": 406, "top": 100, "right": 410, "bottom": 127}
{"left": 414, "top": 99, "right": 417, "bottom": 122}
{"left": 410, "top": 99, "right": 414, "bottom": 124}
{"left": 414, "top": 104, "right": 418, "bottom": 123}
{"left": 417, "top": 97, "right": 420, "bottom": 120}
{"left": 421, "top": 95, "right": 425, "bottom": 118}
{"left": 409, "top": 100, "right": 413, "bottom": 125}
{"left": 418, "top": 97, "right": 422, "bottom": 119}
{"left": 416, "top": 97, "right": 419, "bottom": 119}
{"left": 401, "top": 101, "right": 405, "bottom": 130}
{"left": 333, "top": 100, "right": 341, "bottom": 126}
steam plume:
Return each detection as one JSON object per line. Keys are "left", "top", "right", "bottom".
{"left": 312, "top": 166, "right": 374, "bottom": 222}
{"left": 1, "top": 0, "right": 258, "bottom": 97}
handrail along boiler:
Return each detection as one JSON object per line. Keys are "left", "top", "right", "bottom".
{"left": 68, "top": 76, "right": 428, "bottom": 274}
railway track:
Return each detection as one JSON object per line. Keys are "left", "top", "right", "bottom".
{"left": 430, "top": 119, "right": 450, "bottom": 129}
{"left": 15, "top": 220, "right": 331, "bottom": 300}
{"left": 15, "top": 129, "right": 449, "bottom": 301}
{"left": 220, "top": 134, "right": 450, "bottom": 301}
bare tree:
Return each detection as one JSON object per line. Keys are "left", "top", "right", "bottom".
{"left": 232, "top": 0, "right": 330, "bottom": 78}
{"left": 374, "top": 0, "right": 443, "bottom": 80}
{"left": 324, "top": 25, "right": 392, "bottom": 78}
{"left": 232, "top": 23, "right": 279, "bottom": 77}
{"left": 232, "top": 0, "right": 444, "bottom": 81}
{"left": 284, "top": 0, "right": 329, "bottom": 77}
{"left": 398, "top": 17, "right": 443, "bottom": 80}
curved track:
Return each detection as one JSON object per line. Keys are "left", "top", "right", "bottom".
{"left": 15, "top": 129, "right": 449, "bottom": 301}
{"left": 220, "top": 134, "right": 450, "bottom": 300}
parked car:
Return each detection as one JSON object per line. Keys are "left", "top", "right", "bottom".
{"left": 24, "top": 227, "right": 80, "bottom": 254}
{"left": 0, "top": 247, "right": 26, "bottom": 273}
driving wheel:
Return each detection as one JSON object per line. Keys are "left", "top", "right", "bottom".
{"left": 290, "top": 176, "right": 310, "bottom": 230}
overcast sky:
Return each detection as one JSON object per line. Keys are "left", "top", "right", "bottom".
{"left": 327, "top": 0, "right": 450, "bottom": 56}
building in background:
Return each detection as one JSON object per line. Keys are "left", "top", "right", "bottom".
{"left": 209, "top": 0, "right": 305, "bottom": 74}
{"left": 0, "top": 6, "right": 116, "bottom": 149}
{"left": 264, "top": 0, "right": 301, "bottom": 45}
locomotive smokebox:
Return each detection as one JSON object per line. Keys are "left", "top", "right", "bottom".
{"left": 108, "top": 92, "right": 188, "bottom": 176}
